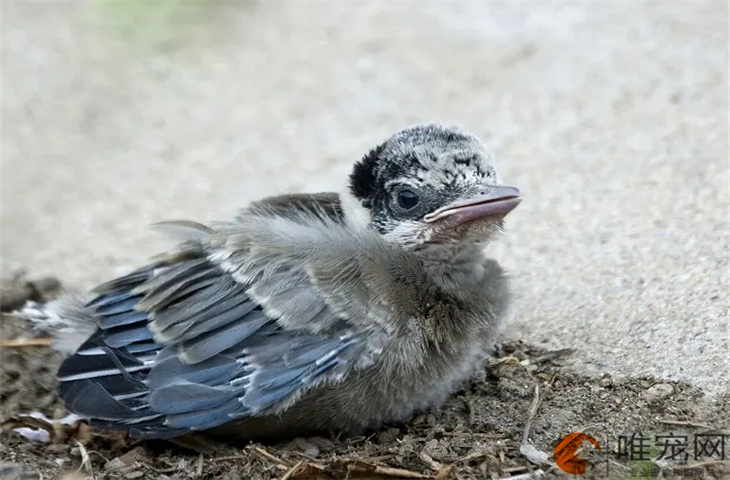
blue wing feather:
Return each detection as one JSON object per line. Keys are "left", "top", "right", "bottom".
{"left": 87, "top": 290, "right": 140, "bottom": 309}
{"left": 164, "top": 400, "right": 244, "bottom": 429}
{"left": 104, "top": 325, "right": 155, "bottom": 348}
{"left": 57, "top": 255, "right": 361, "bottom": 438}
{"left": 178, "top": 310, "right": 270, "bottom": 363}
{"left": 94, "top": 297, "right": 141, "bottom": 316}
{"left": 100, "top": 310, "right": 148, "bottom": 329}
{"left": 149, "top": 382, "right": 238, "bottom": 415}
{"left": 146, "top": 355, "right": 242, "bottom": 389}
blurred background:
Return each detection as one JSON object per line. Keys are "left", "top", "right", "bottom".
{"left": 2, "top": 1, "right": 728, "bottom": 395}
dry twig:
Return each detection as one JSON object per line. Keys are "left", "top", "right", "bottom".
{"left": 251, "top": 446, "right": 292, "bottom": 470}
{"left": 0, "top": 338, "right": 51, "bottom": 348}
{"left": 418, "top": 452, "right": 443, "bottom": 471}
{"left": 522, "top": 383, "right": 541, "bottom": 445}
{"left": 195, "top": 453, "right": 204, "bottom": 477}
{"left": 658, "top": 419, "right": 711, "bottom": 429}
{"left": 496, "top": 469, "right": 545, "bottom": 480}
{"left": 442, "top": 431, "right": 506, "bottom": 439}
{"left": 279, "top": 459, "right": 305, "bottom": 480}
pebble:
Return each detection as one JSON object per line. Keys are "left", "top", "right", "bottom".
{"left": 640, "top": 379, "right": 655, "bottom": 389}
{"left": 106, "top": 446, "right": 148, "bottom": 471}
{"left": 643, "top": 383, "right": 674, "bottom": 402}
{"left": 289, "top": 437, "right": 321, "bottom": 458}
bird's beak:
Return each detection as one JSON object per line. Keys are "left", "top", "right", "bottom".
{"left": 424, "top": 186, "right": 522, "bottom": 226}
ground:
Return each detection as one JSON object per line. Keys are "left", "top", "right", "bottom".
{"left": 1, "top": 280, "right": 729, "bottom": 479}
{"left": 1, "top": 1, "right": 728, "bottom": 479}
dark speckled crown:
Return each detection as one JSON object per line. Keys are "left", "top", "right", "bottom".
{"left": 348, "top": 124, "right": 489, "bottom": 208}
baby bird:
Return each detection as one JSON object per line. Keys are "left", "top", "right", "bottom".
{"left": 20, "top": 124, "right": 521, "bottom": 440}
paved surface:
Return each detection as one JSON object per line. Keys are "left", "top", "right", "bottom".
{"left": 2, "top": 2, "right": 728, "bottom": 395}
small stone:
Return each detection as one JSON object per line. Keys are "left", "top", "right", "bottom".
{"left": 599, "top": 376, "right": 612, "bottom": 388}
{"left": 643, "top": 383, "right": 674, "bottom": 402}
{"left": 520, "top": 444, "right": 549, "bottom": 464}
{"left": 639, "top": 379, "right": 654, "bottom": 389}
{"left": 106, "top": 446, "right": 147, "bottom": 470}
{"left": 124, "top": 471, "right": 144, "bottom": 479}
{"left": 307, "top": 436, "right": 335, "bottom": 453}
{"left": 118, "top": 446, "right": 147, "bottom": 464}
{"left": 105, "top": 458, "right": 125, "bottom": 470}
{"left": 289, "top": 437, "right": 321, "bottom": 458}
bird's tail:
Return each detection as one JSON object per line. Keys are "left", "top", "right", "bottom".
{"left": 14, "top": 294, "right": 98, "bottom": 355}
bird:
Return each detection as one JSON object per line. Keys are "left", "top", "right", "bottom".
{"left": 19, "top": 123, "right": 522, "bottom": 441}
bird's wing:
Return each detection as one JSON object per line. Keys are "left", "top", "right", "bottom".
{"left": 57, "top": 195, "right": 424, "bottom": 439}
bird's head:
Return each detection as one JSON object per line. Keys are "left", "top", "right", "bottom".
{"left": 342, "top": 124, "right": 521, "bottom": 255}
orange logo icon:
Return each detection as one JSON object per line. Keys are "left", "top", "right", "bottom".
{"left": 554, "top": 433, "right": 601, "bottom": 475}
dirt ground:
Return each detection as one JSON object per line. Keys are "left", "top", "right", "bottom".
{"left": 1, "top": 278, "right": 727, "bottom": 480}
{"left": 2, "top": 2, "right": 728, "bottom": 479}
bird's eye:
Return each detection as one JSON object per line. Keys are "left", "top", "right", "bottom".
{"left": 397, "top": 189, "right": 420, "bottom": 210}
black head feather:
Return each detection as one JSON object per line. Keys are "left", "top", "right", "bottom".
{"left": 349, "top": 143, "right": 383, "bottom": 208}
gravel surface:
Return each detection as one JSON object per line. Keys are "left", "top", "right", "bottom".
{"left": 2, "top": 0, "right": 728, "bottom": 411}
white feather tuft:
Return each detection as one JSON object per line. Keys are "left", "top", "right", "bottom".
{"left": 15, "top": 294, "right": 97, "bottom": 355}
{"left": 338, "top": 187, "right": 372, "bottom": 230}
